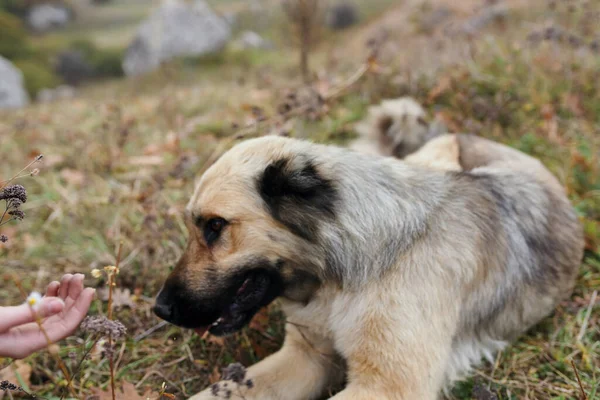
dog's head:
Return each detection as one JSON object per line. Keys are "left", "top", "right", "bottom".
{"left": 154, "top": 137, "right": 334, "bottom": 336}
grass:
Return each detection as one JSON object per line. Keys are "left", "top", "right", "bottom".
{"left": 1, "top": 0, "right": 599, "bottom": 399}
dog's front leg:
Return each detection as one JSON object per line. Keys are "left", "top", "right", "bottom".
{"left": 327, "top": 280, "right": 460, "bottom": 400}
{"left": 189, "top": 324, "right": 343, "bottom": 400}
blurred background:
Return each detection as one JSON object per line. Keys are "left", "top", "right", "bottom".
{"left": 0, "top": 0, "right": 599, "bottom": 399}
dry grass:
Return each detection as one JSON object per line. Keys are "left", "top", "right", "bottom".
{"left": 1, "top": 1, "right": 599, "bottom": 399}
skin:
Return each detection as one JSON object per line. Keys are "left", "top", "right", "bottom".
{"left": 0, "top": 273, "right": 95, "bottom": 359}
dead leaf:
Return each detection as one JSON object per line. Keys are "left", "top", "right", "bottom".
{"left": 89, "top": 381, "right": 160, "bottom": 400}
{"left": 208, "top": 366, "right": 221, "bottom": 384}
{"left": 541, "top": 103, "right": 555, "bottom": 120}
{"left": 128, "top": 155, "right": 164, "bottom": 166}
{"left": 97, "top": 287, "right": 135, "bottom": 309}
{"left": 428, "top": 75, "right": 452, "bottom": 102}
{"left": 206, "top": 334, "right": 225, "bottom": 346}
{"left": 0, "top": 361, "right": 32, "bottom": 400}
{"left": 248, "top": 308, "right": 270, "bottom": 331}
{"left": 433, "top": 110, "right": 462, "bottom": 133}
{"left": 563, "top": 93, "right": 584, "bottom": 117}
{"left": 60, "top": 168, "right": 86, "bottom": 186}
{"left": 143, "top": 143, "right": 161, "bottom": 155}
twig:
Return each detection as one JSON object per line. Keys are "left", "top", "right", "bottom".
{"left": 108, "top": 241, "right": 124, "bottom": 400}
{"left": 133, "top": 320, "right": 169, "bottom": 342}
{"left": 570, "top": 361, "right": 588, "bottom": 400}
{"left": 323, "top": 63, "right": 370, "bottom": 101}
{"left": 0, "top": 155, "right": 43, "bottom": 189}
{"left": 62, "top": 336, "right": 101, "bottom": 396}
{"left": 577, "top": 290, "right": 597, "bottom": 342}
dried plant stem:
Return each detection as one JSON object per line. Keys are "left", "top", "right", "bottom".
{"left": 0, "top": 155, "right": 42, "bottom": 189}
{"left": 12, "top": 276, "right": 76, "bottom": 398}
{"left": 108, "top": 241, "right": 123, "bottom": 400}
{"left": 570, "top": 361, "right": 588, "bottom": 400}
{"left": 576, "top": 290, "right": 597, "bottom": 342}
{"left": 63, "top": 335, "right": 101, "bottom": 397}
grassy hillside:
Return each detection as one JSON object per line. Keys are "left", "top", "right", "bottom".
{"left": 0, "top": 0, "right": 598, "bottom": 399}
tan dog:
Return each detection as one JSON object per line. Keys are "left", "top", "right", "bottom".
{"left": 349, "top": 97, "right": 441, "bottom": 158}
{"left": 154, "top": 133, "right": 583, "bottom": 399}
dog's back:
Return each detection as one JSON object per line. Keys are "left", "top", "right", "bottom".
{"left": 413, "top": 134, "right": 584, "bottom": 384}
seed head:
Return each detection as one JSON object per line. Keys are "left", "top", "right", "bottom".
{"left": 0, "top": 185, "right": 27, "bottom": 203}
{"left": 0, "top": 380, "right": 19, "bottom": 391}
{"left": 0, "top": 235, "right": 7, "bottom": 243}
{"left": 80, "top": 316, "right": 127, "bottom": 339}
{"left": 8, "top": 210, "right": 25, "bottom": 220}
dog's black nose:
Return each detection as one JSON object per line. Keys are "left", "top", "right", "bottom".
{"left": 153, "top": 302, "right": 173, "bottom": 321}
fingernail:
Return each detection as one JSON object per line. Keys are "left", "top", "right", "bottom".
{"left": 46, "top": 298, "right": 65, "bottom": 314}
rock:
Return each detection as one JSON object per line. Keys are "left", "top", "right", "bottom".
{"left": 0, "top": 56, "right": 30, "bottom": 109}
{"left": 26, "top": 3, "right": 72, "bottom": 33}
{"left": 326, "top": 2, "right": 359, "bottom": 30}
{"left": 55, "top": 50, "right": 94, "bottom": 85}
{"left": 233, "top": 31, "right": 273, "bottom": 50}
{"left": 36, "top": 85, "right": 76, "bottom": 103}
{"left": 123, "top": 0, "right": 231, "bottom": 76}
{"left": 222, "top": 11, "right": 237, "bottom": 27}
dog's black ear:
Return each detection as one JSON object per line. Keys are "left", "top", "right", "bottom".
{"left": 258, "top": 157, "right": 337, "bottom": 241}
{"left": 376, "top": 115, "right": 394, "bottom": 137}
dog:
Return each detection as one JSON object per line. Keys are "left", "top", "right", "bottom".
{"left": 349, "top": 97, "right": 443, "bottom": 158}
{"left": 154, "top": 133, "right": 583, "bottom": 399}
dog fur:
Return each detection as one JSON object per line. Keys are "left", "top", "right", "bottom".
{"left": 155, "top": 132, "right": 583, "bottom": 399}
{"left": 349, "top": 97, "right": 441, "bottom": 158}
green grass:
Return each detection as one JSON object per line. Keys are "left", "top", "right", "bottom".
{"left": 1, "top": 1, "right": 599, "bottom": 399}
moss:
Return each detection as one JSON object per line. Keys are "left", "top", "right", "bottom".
{"left": 13, "top": 60, "right": 61, "bottom": 97}
{"left": 0, "top": 10, "right": 31, "bottom": 60}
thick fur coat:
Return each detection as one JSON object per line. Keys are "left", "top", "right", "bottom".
{"left": 154, "top": 128, "right": 583, "bottom": 399}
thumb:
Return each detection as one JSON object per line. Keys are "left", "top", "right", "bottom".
{"left": 0, "top": 298, "right": 65, "bottom": 333}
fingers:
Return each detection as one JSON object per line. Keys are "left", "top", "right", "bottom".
{"left": 40, "top": 287, "right": 95, "bottom": 343}
{"left": 0, "top": 298, "right": 65, "bottom": 333}
{"left": 45, "top": 281, "right": 60, "bottom": 297}
{"left": 67, "top": 274, "right": 85, "bottom": 300}
{"left": 58, "top": 274, "right": 74, "bottom": 299}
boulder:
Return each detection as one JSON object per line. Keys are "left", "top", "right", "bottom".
{"left": 123, "top": 0, "right": 231, "bottom": 76}
{"left": 26, "top": 3, "right": 72, "bottom": 33}
{"left": 0, "top": 56, "right": 30, "bottom": 109}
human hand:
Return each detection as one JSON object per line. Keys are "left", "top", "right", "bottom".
{"left": 0, "top": 274, "right": 95, "bottom": 359}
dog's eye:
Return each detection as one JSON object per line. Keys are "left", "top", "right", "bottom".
{"left": 204, "top": 217, "right": 227, "bottom": 246}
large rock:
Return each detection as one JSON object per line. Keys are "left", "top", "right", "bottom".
{"left": 0, "top": 56, "right": 30, "bottom": 109}
{"left": 26, "top": 3, "right": 72, "bottom": 33}
{"left": 123, "top": 0, "right": 231, "bottom": 76}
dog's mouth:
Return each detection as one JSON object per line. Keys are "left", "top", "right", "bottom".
{"left": 194, "top": 269, "right": 281, "bottom": 336}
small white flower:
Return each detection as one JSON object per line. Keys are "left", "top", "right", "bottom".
{"left": 26, "top": 291, "right": 43, "bottom": 311}
{"left": 91, "top": 268, "right": 102, "bottom": 278}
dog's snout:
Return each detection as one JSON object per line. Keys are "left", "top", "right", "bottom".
{"left": 153, "top": 301, "right": 173, "bottom": 321}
